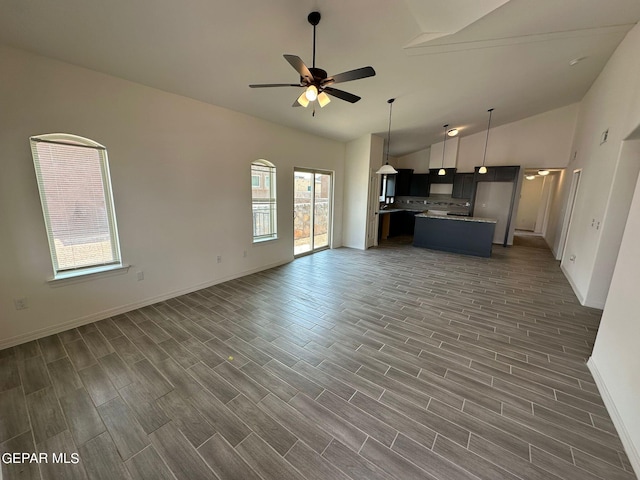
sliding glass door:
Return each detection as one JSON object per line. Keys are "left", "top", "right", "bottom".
{"left": 294, "top": 169, "right": 332, "bottom": 256}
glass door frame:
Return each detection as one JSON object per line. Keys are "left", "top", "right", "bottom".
{"left": 293, "top": 167, "right": 333, "bottom": 257}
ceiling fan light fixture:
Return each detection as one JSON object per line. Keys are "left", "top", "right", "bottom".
{"left": 538, "top": 169, "right": 550, "bottom": 176}
{"left": 297, "top": 92, "right": 310, "bottom": 107}
{"left": 305, "top": 85, "right": 318, "bottom": 102}
{"left": 317, "top": 91, "right": 331, "bottom": 107}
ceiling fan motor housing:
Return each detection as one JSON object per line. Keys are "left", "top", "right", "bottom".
{"left": 308, "top": 11, "right": 321, "bottom": 26}
{"left": 304, "top": 67, "right": 328, "bottom": 86}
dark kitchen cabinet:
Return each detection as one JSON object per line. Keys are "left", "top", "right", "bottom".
{"left": 474, "top": 165, "right": 519, "bottom": 182}
{"left": 409, "top": 173, "right": 430, "bottom": 196}
{"left": 452, "top": 173, "right": 474, "bottom": 199}
{"left": 395, "top": 169, "right": 413, "bottom": 196}
{"left": 428, "top": 168, "right": 456, "bottom": 184}
{"left": 495, "top": 166, "right": 519, "bottom": 181}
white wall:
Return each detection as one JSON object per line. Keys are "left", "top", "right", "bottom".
{"left": 560, "top": 23, "right": 640, "bottom": 310}
{"left": 574, "top": 23, "right": 640, "bottom": 478}
{"left": 398, "top": 105, "right": 578, "bottom": 176}
{"left": 396, "top": 148, "right": 430, "bottom": 172}
{"left": 457, "top": 104, "right": 579, "bottom": 172}
{"left": 0, "top": 45, "right": 346, "bottom": 348}
{"left": 586, "top": 139, "right": 640, "bottom": 306}
{"left": 590, "top": 165, "right": 640, "bottom": 478}
{"left": 429, "top": 137, "right": 460, "bottom": 170}
{"left": 343, "top": 134, "right": 377, "bottom": 249}
{"left": 515, "top": 176, "right": 545, "bottom": 231}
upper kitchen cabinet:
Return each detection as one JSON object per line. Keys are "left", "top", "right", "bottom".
{"left": 474, "top": 165, "right": 519, "bottom": 182}
{"left": 452, "top": 173, "right": 474, "bottom": 199}
{"left": 395, "top": 169, "right": 413, "bottom": 196}
{"left": 429, "top": 168, "right": 456, "bottom": 184}
{"left": 409, "top": 173, "right": 430, "bottom": 196}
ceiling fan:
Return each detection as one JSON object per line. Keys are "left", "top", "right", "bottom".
{"left": 249, "top": 11, "right": 376, "bottom": 112}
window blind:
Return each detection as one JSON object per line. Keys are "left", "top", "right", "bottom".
{"left": 31, "top": 135, "right": 121, "bottom": 274}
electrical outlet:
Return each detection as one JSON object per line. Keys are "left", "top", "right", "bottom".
{"left": 14, "top": 298, "right": 28, "bottom": 310}
{"left": 136, "top": 271, "right": 144, "bottom": 281}
{"left": 217, "top": 255, "right": 222, "bottom": 264}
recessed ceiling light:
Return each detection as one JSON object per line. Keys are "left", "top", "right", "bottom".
{"left": 447, "top": 128, "right": 459, "bottom": 137}
{"left": 569, "top": 56, "right": 587, "bottom": 66}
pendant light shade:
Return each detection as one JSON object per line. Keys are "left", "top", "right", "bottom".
{"left": 439, "top": 124, "right": 448, "bottom": 175}
{"left": 376, "top": 98, "right": 398, "bottom": 175}
{"left": 479, "top": 108, "right": 494, "bottom": 175}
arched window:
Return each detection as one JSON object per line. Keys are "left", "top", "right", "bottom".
{"left": 30, "top": 133, "right": 122, "bottom": 278}
{"left": 251, "top": 160, "right": 277, "bottom": 242}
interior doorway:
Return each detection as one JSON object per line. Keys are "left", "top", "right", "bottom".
{"left": 558, "top": 169, "right": 582, "bottom": 260}
{"left": 514, "top": 170, "right": 556, "bottom": 247}
{"left": 294, "top": 169, "right": 332, "bottom": 256}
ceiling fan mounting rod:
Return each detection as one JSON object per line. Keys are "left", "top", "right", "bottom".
{"left": 308, "top": 11, "right": 321, "bottom": 69}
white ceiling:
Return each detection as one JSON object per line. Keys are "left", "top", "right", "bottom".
{"left": 2, "top": 0, "right": 639, "bottom": 156}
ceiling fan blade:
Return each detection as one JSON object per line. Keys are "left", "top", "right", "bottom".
{"left": 283, "top": 54, "right": 313, "bottom": 82}
{"left": 323, "top": 87, "right": 361, "bottom": 103}
{"left": 324, "top": 66, "right": 376, "bottom": 85}
{"left": 249, "top": 83, "right": 301, "bottom": 88}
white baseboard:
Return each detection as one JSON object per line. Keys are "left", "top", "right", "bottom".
{"left": 560, "top": 265, "right": 606, "bottom": 309}
{"left": 587, "top": 357, "right": 640, "bottom": 479}
{"left": 561, "top": 264, "right": 586, "bottom": 305}
{"left": 0, "top": 259, "right": 291, "bottom": 350}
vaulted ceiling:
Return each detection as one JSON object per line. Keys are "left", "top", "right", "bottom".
{"left": 2, "top": 0, "right": 639, "bottom": 155}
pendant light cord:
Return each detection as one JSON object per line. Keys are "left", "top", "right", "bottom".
{"left": 386, "top": 98, "right": 395, "bottom": 163}
{"left": 482, "top": 108, "right": 494, "bottom": 167}
{"left": 441, "top": 124, "right": 449, "bottom": 168}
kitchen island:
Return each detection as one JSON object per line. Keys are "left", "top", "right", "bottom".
{"left": 413, "top": 213, "right": 497, "bottom": 257}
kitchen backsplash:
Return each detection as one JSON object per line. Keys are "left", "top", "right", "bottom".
{"left": 392, "top": 194, "right": 471, "bottom": 215}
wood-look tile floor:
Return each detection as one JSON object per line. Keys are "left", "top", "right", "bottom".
{"left": 1, "top": 242, "right": 636, "bottom": 480}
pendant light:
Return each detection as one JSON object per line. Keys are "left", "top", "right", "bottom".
{"left": 376, "top": 98, "right": 398, "bottom": 175}
{"left": 479, "top": 108, "right": 494, "bottom": 174}
{"left": 438, "top": 124, "right": 448, "bottom": 175}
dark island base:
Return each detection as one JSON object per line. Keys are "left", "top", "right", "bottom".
{"left": 413, "top": 216, "right": 496, "bottom": 257}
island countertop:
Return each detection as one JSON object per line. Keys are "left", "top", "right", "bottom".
{"left": 415, "top": 213, "right": 497, "bottom": 224}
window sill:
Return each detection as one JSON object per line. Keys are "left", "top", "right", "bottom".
{"left": 48, "top": 264, "right": 130, "bottom": 287}
{"left": 253, "top": 236, "right": 278, "bottom": 244}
